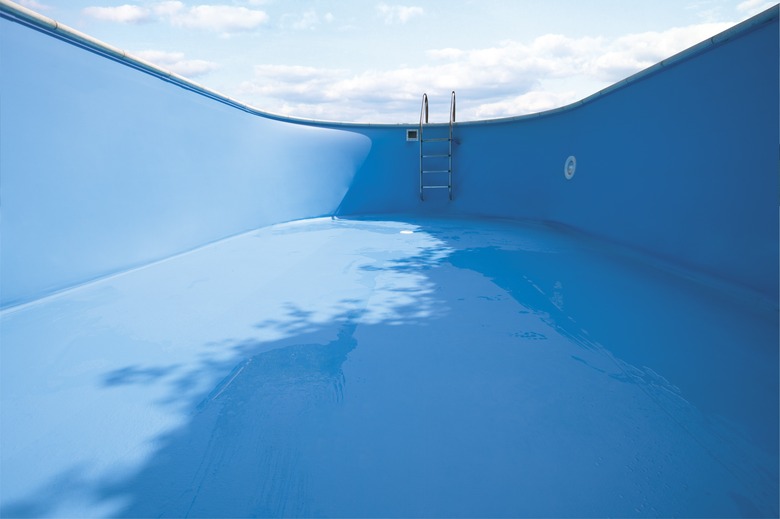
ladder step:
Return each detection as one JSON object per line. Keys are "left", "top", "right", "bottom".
{"left": 422, "top": 169, "right": 450, "bottom": 173}
{"left": 422, "top": 154, "right": 449, "bottom": 158}
{"left": 422, "top": 185, "right": 450, "bottom": 189}
{"left": 421, "top": 138, "right": 450, "bottom": 142}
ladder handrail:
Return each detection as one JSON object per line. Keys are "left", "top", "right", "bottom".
{"left": 448, "top": 91, "right": 454, "bottom": 200}
{"left": 419, "top": 91, "right": 454, "bottom": 126}
{"left": 419, "top": 93, "right": 426, "bottom": 201}
{"left": 450, "top": 90, "right": 456, "bottom": 125}
{"left": 420, "top": 93, "right": 429, "bottom": 127}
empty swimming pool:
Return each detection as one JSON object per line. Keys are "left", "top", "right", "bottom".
{"left": 1, "top": 1, "right": 778, "bottom": 517}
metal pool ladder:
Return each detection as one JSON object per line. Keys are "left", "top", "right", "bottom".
{"left": 419, "top": 91, "right": 455, "bottom": 200}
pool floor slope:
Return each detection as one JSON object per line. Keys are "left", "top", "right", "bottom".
{"left": 0, "top": 216, "right": 777, "bottom": 517}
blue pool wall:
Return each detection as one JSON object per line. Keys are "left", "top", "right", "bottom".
{"left": 0, "top": 8, "right": 371, "bottom": 307}
{"left": 1, "top": 2, "right": 777, "bottom": 308}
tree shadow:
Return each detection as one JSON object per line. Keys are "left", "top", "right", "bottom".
{"left": 104, "top": 320, "right": 360, "bottom": 518}
{"left": 102, "top": 364, "right": 182, "bottom": 387}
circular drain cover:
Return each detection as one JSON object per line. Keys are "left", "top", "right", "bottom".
{"left": 564, "top": 155, "right": 576, "bottom": 180}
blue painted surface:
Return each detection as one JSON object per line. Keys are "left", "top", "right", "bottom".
{"left": 1, "top": 217, "right": 777, "bottom": 517}
{"left": 0, "top": 2, "right": 778, "bottom": 517}
{"left": 0, "top": 15, "right": 371, "bottom": 307}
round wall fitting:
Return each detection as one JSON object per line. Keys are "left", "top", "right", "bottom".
{"left": 564, "top": 156, "right": 576, "bottom": 180}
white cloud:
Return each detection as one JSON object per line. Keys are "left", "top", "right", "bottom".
{"left": 167, "top": 4, "right": 269, "bottom": 32}
{"left": 282, "top": 9, "right": 334, "bottom": 30}
{"left": 474, "top": 91, "right": 581, "bottom": 119}
{"left": 587, "top": 22, "right": 731, "bottom": 81}
{"left": 294, "top": 10, "right": 320, "bottom": 30}
{"left": 426, "top": 48, "right": 465, "bottom": 60}
{"left": 239, "top": 65, "right": 348, "bottom": 105}
{"left": 84, "top": 2, "right": 269, "bottom": 33}
{"left": 235, "top": 20, "right": 738, "bottom": 122}
{"left": 237, "top": 55, "right": 536, "bottom": 122}
{"left": 83, "top": 4, "right": 151, "bottom": 23}
{"left": 151, "top": 1, "right": 184, "bottom": 17}
{"left": 376, "top": 3, "right": 424, "bottom": 24}
{"left": 736, "top": 0, "right": 776, "bottom": 15}
{"left": 134, "top": 50, "right": 219, "bottom": 78}
{"left": 17, "top": 0, "right": 52, "bottom": 12}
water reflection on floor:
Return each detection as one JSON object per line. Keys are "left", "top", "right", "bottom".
{"left": 1, "top": 216, "right": 777, "bottom": 517}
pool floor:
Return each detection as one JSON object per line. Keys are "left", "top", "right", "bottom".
{"left": 1, "top": 216, "right": 777, "bottom": 517}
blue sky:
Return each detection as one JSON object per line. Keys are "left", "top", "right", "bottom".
{"left": 13, "top": 0, "right": 778, "bottom": 122}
